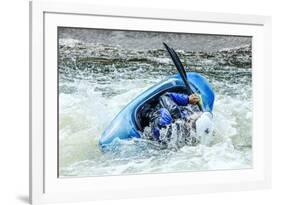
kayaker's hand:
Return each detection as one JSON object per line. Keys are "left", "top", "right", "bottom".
{"left": 189, "top": 94, "right": 199, "bottom": 105}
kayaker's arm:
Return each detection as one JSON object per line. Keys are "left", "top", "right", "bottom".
{"left": 166, "top": 92, "right": 189, "bottom": 106}
{"left": 166, "top": 92, "right": 199, "bottom": 106}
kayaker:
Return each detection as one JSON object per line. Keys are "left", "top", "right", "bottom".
{"left": 147, "top": 92, "right": 202, "bottom": 144}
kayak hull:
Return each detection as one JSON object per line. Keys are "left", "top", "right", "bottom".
{"left": 99, "top": 72, "right": 215, "bottom": 151}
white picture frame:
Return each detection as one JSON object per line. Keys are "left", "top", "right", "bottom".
{"left": 29, "top": 0, "right": 272, "bottom": 204}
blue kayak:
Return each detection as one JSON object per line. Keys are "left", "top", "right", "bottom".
{"left": 99, "top": 72, "right": 215, "bottom": 151}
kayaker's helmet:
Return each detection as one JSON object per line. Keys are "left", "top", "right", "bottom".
{"left": 196, "top": 112, "right": 214, "bottom": 146}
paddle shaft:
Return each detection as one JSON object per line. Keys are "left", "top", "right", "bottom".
{"left": 163, "top": 42, "right": 203, "bottom": 111}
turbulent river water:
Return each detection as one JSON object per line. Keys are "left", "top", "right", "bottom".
{"left": 58, "top": 28, "right": 252, "bottom": 177}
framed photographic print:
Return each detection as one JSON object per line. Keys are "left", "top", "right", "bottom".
{"left": 29, "top": 0, "right": 272, "bottom": 204}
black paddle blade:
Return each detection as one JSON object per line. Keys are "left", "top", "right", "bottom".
{"left": 163, "top": 42, "right": 193, "bottom": 95}
{"left": 171, "top": 48, "right": 187, "bottom": 77}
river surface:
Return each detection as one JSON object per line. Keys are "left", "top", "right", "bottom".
{"left": 58, "top": 28, "right": 252, "bottom": 177}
